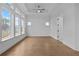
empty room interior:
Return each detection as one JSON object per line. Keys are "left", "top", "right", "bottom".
{"left": 0, "top": 3, "right": 79, "bottom": 56}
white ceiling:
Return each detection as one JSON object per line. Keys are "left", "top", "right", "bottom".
{"left": 24, "top": 3, "right": 56, "bottom": 14}
{"left": 14, "top": 3, "right": 58, "bottom": 18}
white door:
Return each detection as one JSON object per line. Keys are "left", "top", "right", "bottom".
{"left": 57, "top": 16, "right": 63, "bottom": 41}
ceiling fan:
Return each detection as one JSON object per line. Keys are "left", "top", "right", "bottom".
{"left": 33, "top": 4, "right": 45, "bottom": 13}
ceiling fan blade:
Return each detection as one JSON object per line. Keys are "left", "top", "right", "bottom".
{"left": 33, "top": 8, "right": 45, "bottom": 10}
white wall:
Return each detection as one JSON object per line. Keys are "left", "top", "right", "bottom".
{"left": 75, "top": 4, "right": 79, "bottom": 50}
{"left": 62, "top": 4, "right": 76, "bottom": 50}
{"left": 50, "top": 3, "right": 76, "bottom": 50}
{"left": 26, "top": 14, "right": 51, "bottom": 36}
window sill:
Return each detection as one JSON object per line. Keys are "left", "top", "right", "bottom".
{"left": 1, "top": 33, "right": 25, "bottom": 42}
{"left": 1, "top": 35, "right": 14, "bottom": 42}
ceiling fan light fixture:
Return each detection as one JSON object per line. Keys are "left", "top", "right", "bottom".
{"left": 33, "top": 4, "right": 45, "bottom": 13}
{"left": 37, "top": 10, "right": 41, "bottom": 13}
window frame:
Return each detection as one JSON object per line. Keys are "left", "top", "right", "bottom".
{"left": 0, "top": 4, "right": 26, "bottom": 42}
{"left": 21, "top": 18, "right": 25, "bottom": 34}
{"left": 1, "top": 6, "right": 15, "bottom": 41}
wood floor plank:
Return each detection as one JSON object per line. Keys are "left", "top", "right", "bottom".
{"left": 1, "top": 36, "right": 79, "bottom": 56}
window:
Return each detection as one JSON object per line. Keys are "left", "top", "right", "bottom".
{"left": 15, "top": 16, "right": 21, "bottom": 36}
{"left": 0, "top": 19, "right": 1, "bottom": 24}
{"left": 0, "top": 18, "right": 2, "bottom": 39}
{"left": 21, "top": 19, "right": 25, "bottom": 34}
{"left": 0, "top": 5, "right": 26, "bottom": 41}
{"left": 1, "top": 8, "right": 14, "bottom": 41}
{"left": 15, "top": 8, "right": 21, "bottom": 15}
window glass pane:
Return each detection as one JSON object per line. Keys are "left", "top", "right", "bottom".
{"left": 1, "top": 8, "right": 14, "bottom": 41}
{"left": 22, "top": 19, "right": 25, "bottom": 34}
{"left": 0, "top": 18, "right": 1, "bottom": 39}
{"left": 15, "top": 16, "right": 21, "bottom": 36}
{"left": 15, "top": 8, "right": 21, "bottom": 15}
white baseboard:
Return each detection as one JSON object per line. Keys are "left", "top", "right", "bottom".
{"left": 50, "top": 35, "right": 57, "bottom": 40}
{"left": 50, "top": 35, "right": 79, "bottom": 51}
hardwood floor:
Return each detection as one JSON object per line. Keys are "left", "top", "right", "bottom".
{"left": 1, "top": 36, "right": 79, "bottom": 56}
